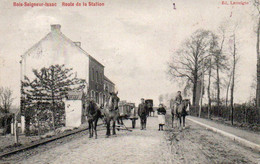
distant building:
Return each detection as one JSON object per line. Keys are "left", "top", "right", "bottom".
{"left": 20, "top": 24, "right": 107, "bottom": 105}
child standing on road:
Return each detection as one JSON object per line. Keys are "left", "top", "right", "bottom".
{"left": 157, "top": 104, "right": 166, "bottom": 131}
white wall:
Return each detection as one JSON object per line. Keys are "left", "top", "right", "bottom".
{"left": 21, "top": 31, "right": 89, "bottom": 85}
{"left": 65, "top": 100, "right": 82, "bottom": 127}
{"left": 21, "top": 116, "right": 25, "bottom": 134}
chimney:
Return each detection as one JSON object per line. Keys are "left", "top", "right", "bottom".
{"left": 74, "top": 42, "right": 81, "bottom": 47}
{"left": 51, "top": 24, "right": 61, "bottom": 33}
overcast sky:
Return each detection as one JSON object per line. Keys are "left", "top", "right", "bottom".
{"left": 0, "top": 0, "right": 257, "bottom": 106}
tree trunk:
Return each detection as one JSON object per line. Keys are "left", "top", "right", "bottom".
{"left": 192, "top": 61, "right": 199, "bottom": 117}
{"left": 217, "top": 33, "right": 225, "bottom": 117}
{"left": 37, "top": 113, "right": 41, "bottom": 137}
{"left": 216, "top": 63, "right": 220, "bottom": 116}
{"left": 230, "top": 34, "right": 236, "bottom": 125}
{"left": 25, "top": 115, "right": 30, "bottom": 136}
{"left": 231, "top": 74, "right": 234, "bottom": 125}
{"left": 192, "top": 75, "right": 197, "bottom": 106}
{"left": 51, "top": 109, "right": 55, "bottom": 130}
{"left": 192, "top": 76, "right": 198, "bottom": 116}
{"left": 225, "top": 72, "right": 232, "bottom": 107}
{"left": 199, "top": 64, "right": 205, "bottom": 118}
{"left": 207, "top": 59, "right": 212, "bottom": 119}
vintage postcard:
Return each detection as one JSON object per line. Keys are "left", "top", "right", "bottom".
{"left": 0, "top": 0, "right": 259, "bottom": 163}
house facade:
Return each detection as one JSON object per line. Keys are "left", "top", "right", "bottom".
{"left": 89, "top": 56, "right": 104, "bottom": 104}
{"left": 20, "top": 24, "right": 110, "bottom": 105}
{"left": 103, "top": 76, "right": 115, "bottom": 105}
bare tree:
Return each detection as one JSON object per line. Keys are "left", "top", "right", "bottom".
{"left": 224, "top": 71, "right": 233, "bottom": 107}
{"left": 168, "top": 29, "right": 211, "bottom": 107}
{"left": 0, "top": 87, "right": 14, "bottom": 113}
{"left": 214, "top": 27, "right": 228, "bottom": 111}
{"left": 207, "top": 57, "right": 212, "bottom": 119}
{"left": 0, "top": 87, "right": 14, "bottom": 135}
{"left": 230, "top": 33, "right": 239, "bottom": 125}
{"left": 206, "top": 33, "right": 220, "bottom": 118}
{"left": 158, "top": 94, "right": 163, "bottom": 104}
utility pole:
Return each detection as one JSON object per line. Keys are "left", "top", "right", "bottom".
{"left": 15, "top": 59, "right": 23, "bottom": 144}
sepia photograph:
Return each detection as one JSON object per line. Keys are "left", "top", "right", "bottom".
{"left": 0, "top": 0, "right": 259, "bottom": 163}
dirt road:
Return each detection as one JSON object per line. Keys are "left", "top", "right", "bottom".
{"left": 2, "top": 116, "right": 260, "bottom": 164}
{"left": 14, "top": 117, "right": 172, "bottom": 164}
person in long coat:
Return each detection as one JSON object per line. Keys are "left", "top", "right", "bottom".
{"left": 174, "top": 91, "right": 183, "bottom": 114}
{"left": 157, "top": 104, "right": 166, "bottom": 131}
{"left": 138, "top": 98, "right": 148, "bottom": 130}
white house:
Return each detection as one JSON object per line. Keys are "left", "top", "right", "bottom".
{"left": 21, "top": 24, "right": 106, "bottom": 105}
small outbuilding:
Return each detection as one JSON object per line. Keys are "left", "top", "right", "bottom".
{"left": 65, "top": 91, "right": 86, "bottom": 128}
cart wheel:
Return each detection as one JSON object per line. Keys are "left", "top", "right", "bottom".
{"left": 132, "top": 120, "right": 136, "bottom": 128}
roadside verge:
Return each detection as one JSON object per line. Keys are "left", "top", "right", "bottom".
{"left": 187, "top": 117, "right": 260, "bottom": 152}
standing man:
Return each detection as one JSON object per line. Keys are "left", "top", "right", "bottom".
{"left": 138, "top": 98, "right": 148, "bottom": 130}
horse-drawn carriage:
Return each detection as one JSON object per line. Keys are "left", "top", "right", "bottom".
{"left": 118, "top": 101, "right": 138, "bottom": 128}
{"left": 145, "top": 99, "right": 154, "bottom": 117}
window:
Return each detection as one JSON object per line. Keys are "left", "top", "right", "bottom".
{"left": 99, "top": 93, "right": 102, "bottom": 105}
{"left": 100, "top": 73, "right": 102, "bottom": 83}
{"left": 91, "top": 90, "right": 94, "bottom": 98}
{"left": 92, "top": 68, "right": 94, "bottom": 81}
{"left": 96, "top": 92, "right": 99, "bottom": 104}
{"left": 96, "top": 71, "right": 98, "bottom": 82}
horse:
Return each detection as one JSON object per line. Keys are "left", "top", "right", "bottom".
{"left": 86, "top": 100, "right": 101, "bottom": 139}
{"left": 171, "top": 99, "right": 191, "bottom": 129}
{"left": 102, "top": 92, "right": 120, "bottom": 138}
